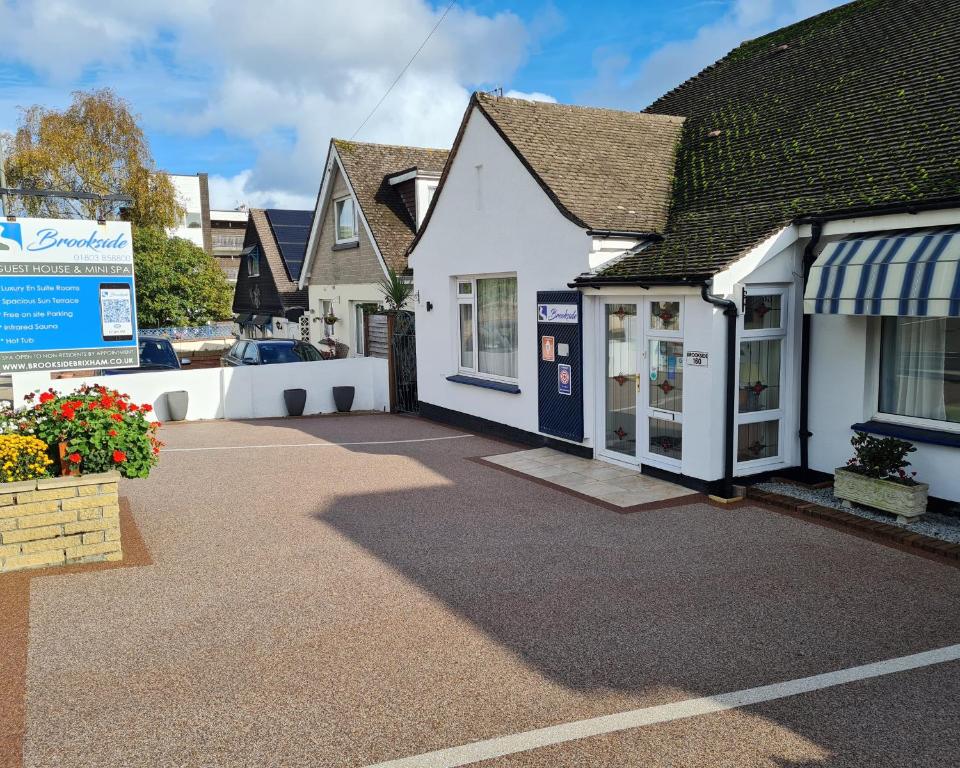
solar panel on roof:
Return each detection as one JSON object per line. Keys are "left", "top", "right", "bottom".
{"left": 264, "top": 209, "right": 314, "bottom": 281}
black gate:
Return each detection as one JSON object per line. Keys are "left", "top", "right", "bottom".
{"left": 390, "top": 310, "right": 418, "bottom": 413}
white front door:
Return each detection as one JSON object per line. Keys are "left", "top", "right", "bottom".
{"left": 600, "top": 298, "right": 684, "bottom": 471}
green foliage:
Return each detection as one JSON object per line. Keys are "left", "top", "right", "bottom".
{"left": 133, "top": 227, "right": 233, "bottom": 327}
{"left": 377, "top": 265, "right": 413, "bottom": 311}
{"left": 845, "top": 431, "right": 918, "bottom": 486}
{"left": 4, "top": 88, "right": 182, "bottom": 227}
{"left": 18, "top": 385, "right": 162, "bottom": 479}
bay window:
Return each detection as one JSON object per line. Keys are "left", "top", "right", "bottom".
{"left": 456, "top": 276, "right": 518, "bottom": 380}
{"left": 878, "top": 317, "right": 960, "bottom": 428}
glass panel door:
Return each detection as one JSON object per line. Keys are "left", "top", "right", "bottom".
{"left": 644, "top": 339, "right": 683, "bottom": 463}
{"left": 604, "top": 304, "right": 639, "bottom": 459}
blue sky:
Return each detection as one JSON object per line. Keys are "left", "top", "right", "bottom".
{"left": 0, "top": 0, "right": 843, "bottom": 210}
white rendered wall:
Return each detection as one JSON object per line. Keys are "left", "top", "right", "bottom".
{"left": 307, "top": 283, "right": 386, "bottom": 354}
{"left": 410, "top": 109, "right": 594, "bottom": 446}
{"left": 12, "top": 357, "right": 389, "bottom": 422}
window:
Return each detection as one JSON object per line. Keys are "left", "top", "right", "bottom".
{"left": 246, "top": 247, "right": 260, "bottom": 277}
{"left": 334, "top": 197, "right": 357, "bottom": 243}
{"left": 456, "top": 276, "right": 517, "bottom": 380}
{"left": 242, "top": 344, "right": 260, "bottom": 364}
{"left": 736, "top": 289, "right": 788, "bottom": 465}
{"left": 879, "top": 317, "right": 960, "bottom": 427}
{"left": 320, "top": 300, "right": 335, "bottom": 337}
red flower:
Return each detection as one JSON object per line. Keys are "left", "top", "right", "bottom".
{"left": 61, "top": 406, "right": 76, "bottom": 421}
{"left": 129, "top": 404, "right": 139, "bottom": 412}
{"left": 116, "top": 401, "right": 127, "bottom": 411}
{"left": 141, "top": 404, "right": 153, "bottom": 412}
{"left": 112, "top": 450, "right": 127, "bottom": 463}
{"left": 87, "top": 401, "right": 98, "bottom": 410}
{"left": 111, "top": 413, "right": 124, "bottom": 422}
{"left": 150, "top": 421, "right": 161, "bottom": 429}
{"left": 108, "top": 429, "right": 118, "bottom": 437}
{"left": 39, "top": 391, "right": 55, "bottom": 404}
{"left": 100, "top": 396, "right": 114, "bottom": 409}
{"left": 152, "top": 446, "right": 160, "bottom": 455}
{"left": 68, "top": 453, "right": 81, "bottom": 463}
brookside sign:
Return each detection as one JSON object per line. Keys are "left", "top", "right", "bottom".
{"left": 537, "top": 303, "right": 579, "bottom": 324}
{"left": 0, "top": 217, "right": 139, "bottom": 372}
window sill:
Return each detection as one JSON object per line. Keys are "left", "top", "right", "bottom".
{"left": 333, "top": 241, "right": 359, "bottom": 251}
{"left": 446, "top": 374, "right": 520, "bottom": 394}
{"left": 851, "top": 421, "right": 960, "bottom": 449}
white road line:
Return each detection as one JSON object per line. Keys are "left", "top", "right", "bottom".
{"left": 160, "top": 434, "right": 475, "bottom": 452}
{"left": 365, "top": 643, "right": 960, "bottom": 768}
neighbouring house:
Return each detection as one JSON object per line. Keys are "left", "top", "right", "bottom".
{"left": 298, "top": 140, "right": 448, "bottom": 357}
{"left": 233, "top": 208, "right": 312, "bottom": 340}
{"left": 410, "top": 0, "right": 960, "bottom": 505}
{"left": 210, "top": 207, "right": 250, "bottom": 283}
{"left": 168, "top": 172, "right": 211, "bottom": 251}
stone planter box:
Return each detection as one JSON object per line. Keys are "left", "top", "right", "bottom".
{"left": 833, "top": 467, "right": 929, "bottom": 523}
{"left": 0, "top": 471, "right": 122, "bottom": 573}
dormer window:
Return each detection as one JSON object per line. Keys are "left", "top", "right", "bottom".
{"left": 335, "top": 196, "right": 358, "bottom": 243}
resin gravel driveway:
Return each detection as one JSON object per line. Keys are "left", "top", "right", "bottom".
{"left": 13, "top": 414, "right": 960, "bottom": 767}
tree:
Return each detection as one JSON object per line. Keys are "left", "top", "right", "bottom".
{"left": 3, "top": 88, "right": 181, "bottom": 227}
{"left": 133, "top": 228, "right": 233, "bottom": 328}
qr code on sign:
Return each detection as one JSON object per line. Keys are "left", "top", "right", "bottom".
{"left": 103, "top": 299, "right": 130, "bottom": 324}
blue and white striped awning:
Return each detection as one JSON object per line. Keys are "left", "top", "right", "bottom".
{"left": 804, "top": 226, "right": 960, "bottom": 316}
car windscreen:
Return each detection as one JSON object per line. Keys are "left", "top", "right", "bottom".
{"left": 139, "top": 339, "right": 178, "bottom": 367}
{"left": 258, "top": 343, "right": 306, "bottom": 364}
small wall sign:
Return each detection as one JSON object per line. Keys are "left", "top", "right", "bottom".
{"left": 541, "top": 335, "right": 555, "bottom": 362}
{"left": 686, "top": 350, "right": 709, "bottom": 367}
{"left": 558, "top": 363, "right": 572, "bottom": 395}
{"left": 538, "top": 303, "right": 579, "bottom": 323}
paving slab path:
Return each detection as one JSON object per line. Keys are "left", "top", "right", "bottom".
{"left": 10, "top": 414, "right": 960, "bottom": 767}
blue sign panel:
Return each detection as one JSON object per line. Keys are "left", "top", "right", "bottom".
{"left": 537, "top": 290, "right": 583, "bottom": 442}
{"left": 0, "top": 218, "right": 139, "bottom": 372}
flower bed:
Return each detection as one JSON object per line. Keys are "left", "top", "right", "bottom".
{"left": 0, "top": 384, "right": 162, "bottom": 573}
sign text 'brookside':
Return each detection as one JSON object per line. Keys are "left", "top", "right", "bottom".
{"left": 26, "top": 228, "right": 130, "bottom": 252}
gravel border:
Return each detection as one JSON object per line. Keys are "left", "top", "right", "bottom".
{"left": 755, "top": 481, "right": 960, "bottom": 545}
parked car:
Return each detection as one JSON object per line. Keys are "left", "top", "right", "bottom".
{"left": 221, "top": 339, "right": 323, "bottom": 367}
{"left": 103, "top": 336, "right": 190, "bottom": 375}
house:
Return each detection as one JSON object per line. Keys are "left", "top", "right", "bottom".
{"left": 410, "top": 0, "right": 960, "bottom": 504}
{"left": 298, "top": 140, "right": 448, "bottom": 356}
{"left": 210, "top": 207, "right": 249, "bottom": 283}
{"left": 233, "top": 208, "right": 312, "bottom": 339}
{"left": 168, "top": 172, "right": 211, "bottom": 251}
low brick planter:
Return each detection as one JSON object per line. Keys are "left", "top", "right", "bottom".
{"left": 0, "top": 471, "right": 122, "bottom": 573}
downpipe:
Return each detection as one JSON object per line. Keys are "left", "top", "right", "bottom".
{"left": 700, "top": 283, "right": 738, "bottom": 499}
{"left": 799, "top": 220, "right": 824, "bottom": 475}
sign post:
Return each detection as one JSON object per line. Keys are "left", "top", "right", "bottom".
{"left": 0, "top": 218, "right": 139, "bottom": 372}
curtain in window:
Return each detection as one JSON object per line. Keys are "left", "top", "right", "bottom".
{"left": 477, "top": 277, "right": 517, "bottom": 378}
{"left": 880, "top": 317, "right": 948, "bottom": 421}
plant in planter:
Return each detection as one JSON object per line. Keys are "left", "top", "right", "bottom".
{"left": 322, "top": 312, "right": 340, "bottom": 327}
{"left": 19, "top": 385, "right": 163, "bottom": 479}
{"left": 0, "top": 434, "right": 53, "bottom": 482}
{"left": 834, "top": 432, "right": 928, "bottom": 523}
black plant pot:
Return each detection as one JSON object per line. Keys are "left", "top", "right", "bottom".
{"left": 332, "top": 386, "right": 355, "bottom": 413}
{"left": 284, "top": 388, "right": 307, "bottom": 417}
{"left": 166, "top": 390, "right": 188, "bottom": 421}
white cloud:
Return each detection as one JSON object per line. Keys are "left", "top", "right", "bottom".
{"left": 504, "top": 90, "right": 557, "bottom": 103}
{"left": 587, "top": 0, "right": 844, "bottom": 108}
{"left": 0, "top": 0, "right": 536, "bottom": 209}
{"left": 208, "top": 170, "right": 315, "bottom": 211}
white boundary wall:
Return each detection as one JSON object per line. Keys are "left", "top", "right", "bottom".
{"left": 12, "top": 357, "right": 389, "bottom": 422}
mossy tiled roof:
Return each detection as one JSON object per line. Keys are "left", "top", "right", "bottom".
{"left": 473, "top": 93, "right": 685, "bottom": 234}
{"left": 593, "top": 0, "right": 960, "bottom": 282}
{"left": 333, "top": 140, "right": 448, "bottom": 272}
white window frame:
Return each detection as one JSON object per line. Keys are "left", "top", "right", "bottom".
{"left": 454, "top": 273, "right": 518, "bottom": 384}
{"left": 334, "top": 195, "right": 358, "bottom": 244}
{"left": 247, "top": 247, "right": 260, "bottom": 277}
{"left": 735, "top": 285, "right": 790, "bottom": 472}
{"left": 869, "top": 316, "right": 960, "bottom": 434}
